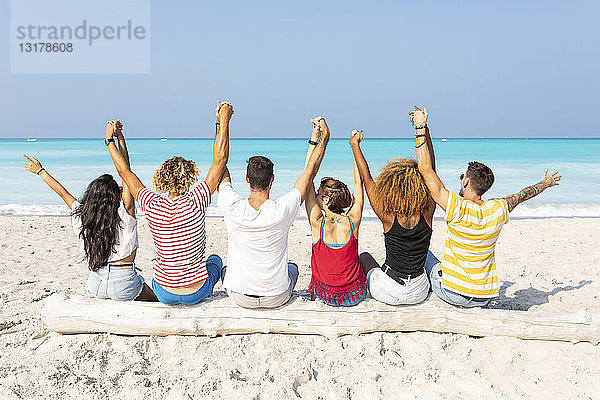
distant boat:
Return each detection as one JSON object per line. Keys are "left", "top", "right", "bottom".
{"left": 160, "top": 138, "right": 168, "bottom": 142}
{"left": 26, "top": 138, "right": 37, "bottom": 142}
{"left": 441, "top": 138, "right": 448, "bottom": 142}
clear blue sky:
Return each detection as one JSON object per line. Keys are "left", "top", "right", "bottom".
{"left": 1, "top": 0, "right": 599, "bottom": 138}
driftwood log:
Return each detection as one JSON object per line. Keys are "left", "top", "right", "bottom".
{"left": 41, "top": 293, "right": 600, "bottom": 343}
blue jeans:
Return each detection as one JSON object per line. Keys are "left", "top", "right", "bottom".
{"left": 87, "top": 263, "right": 144, "bottom": 301}
{"left": 423, "top": 252, "right": 491, "bottom": 308}
{"left": 152, "top": 255, "right": 224, "bottom": 305}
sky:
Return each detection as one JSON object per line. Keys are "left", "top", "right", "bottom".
{"left": 1, "top": 0, "right": 599, "bottom": 138}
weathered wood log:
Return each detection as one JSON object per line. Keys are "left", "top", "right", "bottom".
{"left": 41, "top": 293, "right": 600, "bottom": 343}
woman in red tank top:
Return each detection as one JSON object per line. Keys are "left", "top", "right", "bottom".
{"left": 304, "top": 123, "right": 366, "bottom": 306}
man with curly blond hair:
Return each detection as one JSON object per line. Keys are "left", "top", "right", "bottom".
{"left": 106, "top": 101, "right": 234, "bottom": 305}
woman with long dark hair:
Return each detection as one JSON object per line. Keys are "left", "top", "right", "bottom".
{"left": 22, "top": 125, "right": 156, "bottom": 301}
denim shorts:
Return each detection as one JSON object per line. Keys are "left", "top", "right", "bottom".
{"left": 152, "top": 255, "right": 224, "bottom": 305}
{"left": 423, "top": 253, "right": 491, "bottom": 308}
{"left": 87, "top": 263, "right": 144, "bottom": 301}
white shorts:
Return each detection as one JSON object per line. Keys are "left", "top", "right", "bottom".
{"left": 367, "top": 266, "right": 430, "bottom": 305}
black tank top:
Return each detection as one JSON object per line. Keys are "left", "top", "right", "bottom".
{"left": 383, "top": 215, "right": 433, "bottom": 276}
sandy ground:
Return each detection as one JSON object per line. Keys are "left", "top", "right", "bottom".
{"left": 0, "top": 215, "right": 599, "bottom": 399}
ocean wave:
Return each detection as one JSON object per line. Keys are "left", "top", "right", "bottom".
{"left": 2, "top": 202, "right": 600, "bottom": 219}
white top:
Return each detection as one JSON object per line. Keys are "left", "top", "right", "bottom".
{"left": 71, "top": 200, "right": 139, "bottom": 263}
{"left": 217, "top": 182, "right": 301, "bottom": 296}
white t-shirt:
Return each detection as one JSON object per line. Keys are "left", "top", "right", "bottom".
{"left": 217, "top": 182, "right": 301, "bottom": 296}
{"left": 71, "top": 200, "right": 138, "bottom": 263}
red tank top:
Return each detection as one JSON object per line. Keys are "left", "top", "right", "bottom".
{"left": 309, "top": 217, "right": 367, "bottom": 304}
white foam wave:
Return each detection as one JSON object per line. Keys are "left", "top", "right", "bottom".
{"left": 2, "top": 202, "right": 600, "bottom": 219}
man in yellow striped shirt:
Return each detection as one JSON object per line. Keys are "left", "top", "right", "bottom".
{"left": 409, "top": 106, "right": 561, "bottom": 307}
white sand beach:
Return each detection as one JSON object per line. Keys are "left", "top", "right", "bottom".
{"left": 0, "top": 216, "right": 599, "bottom": 399}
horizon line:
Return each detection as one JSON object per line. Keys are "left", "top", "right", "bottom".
{"left": 2, "top": 136, "right": 600, "bottom": 140}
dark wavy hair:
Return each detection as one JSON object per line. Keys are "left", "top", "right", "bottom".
{"left": 72, "top": 174, "right": 122, "bottom": 271}
{"left": 466, "top": 161, "right": 495, "bottom": 195}
{"left": 319, "top": 177, "right": 353, "bottom": 214}
{"left": 247, "top": 156, "right": 274, "bottom": 191}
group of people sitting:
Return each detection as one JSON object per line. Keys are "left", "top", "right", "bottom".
{"left": 22, "top": 102, "right": 561, "bottom": 309}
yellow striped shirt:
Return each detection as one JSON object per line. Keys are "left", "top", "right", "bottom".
{"left": 441, "top": 192, "right": 509, "bottom": 298}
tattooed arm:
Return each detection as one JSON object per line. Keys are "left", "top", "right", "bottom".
{"left": 504, "top": 168, "right": 562, "bottom": 212}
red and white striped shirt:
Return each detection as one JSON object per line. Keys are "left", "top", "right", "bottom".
{"left": 137, "top": 182, "right": 211, "bottom": 288}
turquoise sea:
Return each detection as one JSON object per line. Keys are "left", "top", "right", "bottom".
{"left": 1, "top": 138, "right": 599, "bottom": 218}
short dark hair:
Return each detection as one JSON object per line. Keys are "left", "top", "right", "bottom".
{"left": 466, "top": 161, "right": 494, "bottom": 196}
{"left": 247, "top": 156, "right": 274, "bottom": 191}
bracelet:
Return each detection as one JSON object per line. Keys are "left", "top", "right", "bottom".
{"left": 414, "top": 133, "right": 427, "bottom": 138}
{"left": 415, "top": 141, "right": 426, "bottom": 149}
{"left": 37, "top": 168, "right": 45, "bottom": 175}
{"left": 308, "top": 139, "right": 318, "bottom": 146}
{"left": 104, "top": 138, "right": 115, "bottom": 146}
{"left": 414, "top": 125, "right": 427, "bottom": 130}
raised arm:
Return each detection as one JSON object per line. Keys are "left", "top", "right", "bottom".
{"left": 347, "top": 130, "right": 365, "bottom": 228}
{"left": 294, "top": 117, "right": 330, "bottom": 203}
{"left": 114, "top": 121, "right": 135, "bottom": 216}
{"left": 205, "top": 101, "right": 233, "bottom": 194}
{"left": 105, "top": 121, "right": 145, "bottom": 200}
{"left": 218, "top": 166, "right": 231, "bottom": 188}
{"left": 350, "top": 130, "right": 387, "bottom": 223}
{"left": 304, "top": 118, "right": 324, "bottom": 224}
{"left": 504, "top": 168, "right": 561, "bottom": 212}
{"left": 410, "top": 106, "right": 449, "bottom": 210}
{"left": 22, "top": 155, "right": 76, "bottom": 209}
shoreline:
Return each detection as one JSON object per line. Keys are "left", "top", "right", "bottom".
{"left": 3, "top": 201, "right": 600, "bottom": 220}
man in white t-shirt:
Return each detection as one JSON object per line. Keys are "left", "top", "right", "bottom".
{"left": 217, "top": 117, "right": 331, "bottom": 308}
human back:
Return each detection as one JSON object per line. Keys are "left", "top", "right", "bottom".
{"left": 218, "top": 156, "right": 301, "bottom": 297}
{"left": 72, "top": 174, "right": 137, "bottom": 270}
{"left": 351, "top": 131, "right": 436, "bottom": 306}
{"left": 373, "top": 159, "right": 435, "bottom": 276}
{"left": 217, "top": 116, "right": 332, "bottom": 309}
{"left": 306, "top": 128, "right": 367, "bottom": 307}
{"left": 137, "top": 167, "right": 211, "bottom": 289}
{"left": 221, "top": 190, "right": 301, "bottom": 295}
{"left": 105, "top": 101, "right": 234, "bottom": 304}
{"left": 22, "top": 127, "right": 156, "bottom": 302}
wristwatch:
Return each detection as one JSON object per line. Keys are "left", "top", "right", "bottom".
{"left": 308, "top": 139, "right": 318, "bottom": 145}
{"left": 104, "top": 138, "right": 115, "bottom": 146}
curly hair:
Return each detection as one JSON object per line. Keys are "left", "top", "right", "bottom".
{"left": 371, "top": 159, "right": 430, "bottom": 217}
{"left": 319, "top": 177, "right": 353, "bottom": 214}
{"left": 153, "top": 156, "right": 199, "bottom": 196}
{"left": 73, "top": 174, "right": 122, "bottom": 272}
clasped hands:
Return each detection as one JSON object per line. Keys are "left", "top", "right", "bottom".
{"left": 105, "top": 119, "right": 123, "bottom": 140}
{"left": 310, "top": 116, "right": 329, "bottom": 143}
{"left": 216, "top": 101, "right": 234, "bottom": 124}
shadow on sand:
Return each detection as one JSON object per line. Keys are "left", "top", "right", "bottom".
{"left": 490, "top": 280, "right": 592, "bottom": 311}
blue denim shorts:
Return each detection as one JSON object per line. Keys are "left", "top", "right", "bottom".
{"left": 152, "top": 255, "right": 224, "bottom": 305}
{"left": 87, "top": 263, "right": 144, "bottom": 301}
{"left": 423, "top": 252, "right": 491, "bottom": 308}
